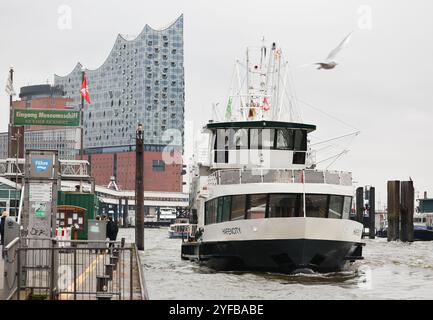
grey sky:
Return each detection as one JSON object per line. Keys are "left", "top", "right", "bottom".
{"left": 1, "top": 0, "right": 432, "bottom": 207}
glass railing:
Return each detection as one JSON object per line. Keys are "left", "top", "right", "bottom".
{"left": 208, "top": 168, "right": 352, "bottom": 186}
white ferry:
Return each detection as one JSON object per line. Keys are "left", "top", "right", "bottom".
{"left": 182, "top": 42, "right": 364, "bottom": 273}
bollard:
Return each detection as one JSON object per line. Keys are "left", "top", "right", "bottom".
{"left": 105, "top": 263, "right": 115, "bottom": 280}
{"left": 356, "top": 187, "right": 364, "bottom": 224}
{"left": 110, "top": 256, "right": 119, "bottom": 270}
{"left": 369, "top": 187, "right": 376, "bottom": 239}
{"left": 400, "top": 181, "right": 414, "bottom": 242}
{"left": 96, "top": 275, "right": 110, "bottom": 292}
{"left": 387, "top": 181, "right": 400, "bottom": 241}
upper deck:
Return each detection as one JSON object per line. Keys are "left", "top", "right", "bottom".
{"left": 204, "top": 120, "right": 317, "bottom": 170}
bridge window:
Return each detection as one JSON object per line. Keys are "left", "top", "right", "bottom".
{"left": 268, "top": 194, "right": 302, "bottom": 218}
{"left": 234, "top": 129, "right": 248, "bottom": 150}
{"left": 276, "top": 129, "right": 294, "bottom": 150}
{"left": 231, "top": 195, "right": 246, "bottom": 220}
{"left": 294, "top": 130, "right": 307, "bottom": 151}
{"left": 246, "top": 194, "right": 267, "bottom": 219}
{"left": 329, "top": 195, "right": 344, "bottom": 219}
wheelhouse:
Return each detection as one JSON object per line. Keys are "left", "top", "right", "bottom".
{"left": 206, "top": 121, "right": 316, "bottom": 169}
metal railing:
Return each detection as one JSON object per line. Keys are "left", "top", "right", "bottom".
{"left": 4, "top": 238, "right": 145, "bottom": 300}
{"left": 208, "top": 168, "right": 352, "bottom": 186}
{"left": 0, "top": 158, "right": 90, "bottom": 180}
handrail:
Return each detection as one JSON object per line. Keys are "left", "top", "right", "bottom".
{"left": 208, "top": 168, "right": 352, "bottom": 186}
{"left": 17, "top": 184, "right": 25, "bottom": 225}
{"left": 133, "top": 243, "right": 149, "bottom": 300}
{"left": 5, "top": 236, "right": 20, "bottom": 250}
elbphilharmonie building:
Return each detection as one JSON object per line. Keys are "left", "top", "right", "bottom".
{"left": 54, "top": 15, "right": 185, "bottom": 191}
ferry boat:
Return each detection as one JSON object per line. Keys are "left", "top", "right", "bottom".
{"left": 181, "top": 42, "right": 364, "bottom": 273}
{"left": 168, "top": 218, "right": 192, "bottom": 239}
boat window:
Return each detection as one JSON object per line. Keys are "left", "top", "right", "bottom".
{"left": 294, "top": 130, "right": 307, "bottom": 151}
{"left": 231, "top": 195, "right": 246, "bottom": 220}
{"left": 205, "top": 198, "right": 217, "bottom": 225}
{"left": 268, "top": 194, "right": 301, "bottom": 218}
{"left": 234, "top": 129, "right": 248, "bottom": 150}
{"left": 249, "top": 129, "right": 261, "bottom": 149}
{"left": 293, "top": 152, "right": 306, "bottom": 165}
{"left": 222, "top": 196, "right": 231, "bottom": 222}
{"left": 329, "top": 195, "right": 344, "bottom": 219}
{"left": 247, "top": 194, "right": 267, "bottom": 219}
{"left": 305, "top": 194, "right": 328, "bottom": 218}
{"left": 217, "top": 197, "right": 224, "bottom": 223}
{"left": 342, "top": 196, "right": 352, "bottom": 219}
{"left": 276, "top": 129, "right": 294, "bottom": 150}
{"left": 214, "top": 129, "right": 229, "bottom": 163}
{"left": 261, "top": 129, "right": 275, "bottom": 149}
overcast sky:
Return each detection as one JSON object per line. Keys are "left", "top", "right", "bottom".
{"left": 1, "top": 0, "right": 432, "bottom": 208}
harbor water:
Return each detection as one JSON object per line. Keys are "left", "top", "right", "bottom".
{"left": 119, "top": 228, "right": 433, "bottom": 300}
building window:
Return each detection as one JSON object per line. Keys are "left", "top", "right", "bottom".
{"left": 152, "top": 160, "right": 165, "bottom": 172}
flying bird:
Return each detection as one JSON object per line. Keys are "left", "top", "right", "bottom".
{"left": 315, "top": 32, "right": 353, "bottom": 70}
{"left": 297, "top": 32, "right": 353, "bottom": 70}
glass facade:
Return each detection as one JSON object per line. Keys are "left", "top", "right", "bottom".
{"left": 54, "top": 15, "right": 184, "bottom": 152}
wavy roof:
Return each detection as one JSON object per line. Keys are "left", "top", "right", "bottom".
{"left": 54, "top": 14, "right": 183, "bottom": 79}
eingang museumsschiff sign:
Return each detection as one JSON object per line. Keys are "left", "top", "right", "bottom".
{"left": 13, "top": 109, "right": 80, "bottom": 126}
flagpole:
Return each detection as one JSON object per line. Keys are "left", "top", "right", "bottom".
{"left": 80, "top": 69, "right": 85, "bottom": 192}
{"left": 8, "top": 66, "right": 14, "bottom": 158}
{"left": 80, "top": 70, "right": 85, "bottom": 160}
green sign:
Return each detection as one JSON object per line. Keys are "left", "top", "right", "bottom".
{"left": 13, "top": 109, "right": 80, "bottom": 126}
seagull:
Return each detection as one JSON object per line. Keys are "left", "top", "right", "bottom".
{"left": 315, "top": 32, "right": 353, "bottom": 70}
{"left": 297, "top": 32, "right": 353, "bottom": 70}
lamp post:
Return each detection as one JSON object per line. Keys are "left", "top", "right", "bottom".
{"left": 135, "top": 123, "right": 144, "bottom": 250}
{"left": 11, "top": 128, "right": 21, "bottom": 218}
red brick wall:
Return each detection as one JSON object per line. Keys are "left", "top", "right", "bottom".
{"left": 81, "top": 151, "right": 182, "bottom": 192}
{"left": 88, "top": 153, "right": 114, "bottom": 187}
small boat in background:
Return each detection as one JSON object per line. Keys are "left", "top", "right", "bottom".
{"left": 168, "top": 218, "right": 192, "bottom": 239}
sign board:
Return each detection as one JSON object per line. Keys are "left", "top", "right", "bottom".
{"left": 13, "top": 109, "right": 80, "bottom": 126}
{"left": 28, "top": 152, "right": 56, "bottom": 179}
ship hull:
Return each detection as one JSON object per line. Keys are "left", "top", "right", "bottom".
{"left": 182, "top": 239, "right": 363, "bottom": 273}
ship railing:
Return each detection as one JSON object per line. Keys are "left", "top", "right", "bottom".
{"left": 208, "top": 168, "right": 352, "bottom": 187}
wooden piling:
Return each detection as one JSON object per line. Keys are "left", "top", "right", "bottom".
{"left": 387, "top": 181, "right": 400, "bottom": 241}
{"left": 356, "top": 187, "right": 364, "bottom": 224}
{"left": 369, "top": 187, "right": 375, "bottom": 239}
{"left": 400, "top": 181, "right": 414, "bottom": 242}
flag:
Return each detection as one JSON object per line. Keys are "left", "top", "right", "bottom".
{"left": 300, "top": 170, "right": 305, "bottom": 183}
{"left": 5, "top": 73, "right": 15, "bottom": 96}
{"left": 261, "top": 97, "right": 270, "bottom": 111}
{"left": 80, "top": 76, "right": 91, "bottom": 104}
{"left": 225, "top": 98, "right": 232, "bottom": 120}
{"left": 248, "top": 104, "right": 256, "bottom": 119}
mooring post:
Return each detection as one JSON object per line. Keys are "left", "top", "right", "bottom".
{"left": 135, "top": 124, "right": 145, "bottom": 251}
{"left": 387, "top": 181, "right": 400, "bottom": 241}
{"left": 400, "top": 181, "right": 414, "bottom": 242}
{"left": 356, "top": 187, "right": 364, "bottom": 224}
{"left": 369, "top": 187, "right": 376, "bottom": 239}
